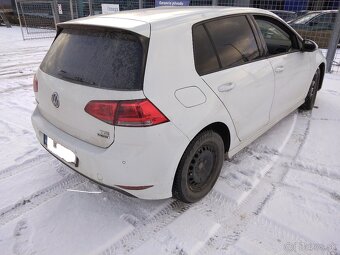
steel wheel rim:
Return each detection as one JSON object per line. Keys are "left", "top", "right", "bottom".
{"left": 187, "top": 144, "right": 217, "bottom": 192}
{"left": 310, "top": 71, "right": 319, "bottom": 105}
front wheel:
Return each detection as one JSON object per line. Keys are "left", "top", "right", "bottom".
{"left": 172, "top": 130, "right": 224, "bottom": 203}
{"left": 300, "top": 67, "right": 321, "bottom": 111}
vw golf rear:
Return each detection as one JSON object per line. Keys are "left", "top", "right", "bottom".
{"left": 31, "top": 19, "right": 191, "bottom": 200}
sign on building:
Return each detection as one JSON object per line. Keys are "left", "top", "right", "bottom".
{"left": 155, "top": 0, "right": 190, "bottom": 7}
{"left": 58, "top": 4, "right": 63, "bottom": 15}
{"left": 101, "top": 4, "right": 120, "bottom": 14}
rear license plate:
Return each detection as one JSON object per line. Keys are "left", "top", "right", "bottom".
{"left": 44, "top": 134, "right": 78, "bottom": 166}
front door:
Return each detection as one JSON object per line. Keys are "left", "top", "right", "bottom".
{"left": 253, "top": 16, "right": 312, "bottom": 119}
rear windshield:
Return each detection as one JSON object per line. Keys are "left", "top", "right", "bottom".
{"left": 40, "top": 27, "right": 148, "bottom": 90}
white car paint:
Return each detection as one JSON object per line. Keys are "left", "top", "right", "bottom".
{"left": 202, "top": 59, "right": 275, "bottom": 141}
{"left": 31, "top": 7, "right": 326, "bottom": 199}
{"left": 268, "top": 51, "right": 312, "bottom": 119}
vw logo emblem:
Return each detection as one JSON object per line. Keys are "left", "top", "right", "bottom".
{"left": 51, "top": 92, "right": 60, "bottom": 108}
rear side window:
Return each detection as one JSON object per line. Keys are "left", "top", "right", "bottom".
{"left": 309, "top": 13, "right": 337, "bottom": 29}
{"left": 192, "top": 25, "right": 220, "bottom": 75}
{"left": 205, "top": 16, "right": 260, "bottom": 69}
{"left": 40, "top": 27, "right": 148, "bottom": 90}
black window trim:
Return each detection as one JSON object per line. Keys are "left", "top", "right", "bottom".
{"left": 192, "top": 13, "right": 266, "bottom": 76}
{"left": 41, "top": 24, "right": 150, "bottom": 91}
{"left": 250, "top": 14, "right": 305, "bottom": 59}
{"left": 203, "top": 24, "right": 222, "bottom": 69}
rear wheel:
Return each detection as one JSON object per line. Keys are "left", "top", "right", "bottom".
{"left": 300, "top": 67, "right": 321, "bottom": 111}
{"left": 172, "top": 130, "right": 224, "bottom": 203}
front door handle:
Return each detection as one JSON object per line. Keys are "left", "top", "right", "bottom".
{"left": 275, "top": 66, "right": 285, "bottom": 73}
{"left": 218, "top": 82, "right": 235, "bottom": 92}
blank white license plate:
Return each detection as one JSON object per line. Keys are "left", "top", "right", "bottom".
{"left": 44, "top": 135, "right": 78, "bottom": 166}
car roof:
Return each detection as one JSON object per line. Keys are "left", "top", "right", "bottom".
{"left": 65, "top": 7, "right": 275, "bottom": 26}
{"left": 62, "top": 7, "right": 279, "bottom": 37}
{"left": 107, "top": 7, "right": 273, "bottom": 22}
{"left": 270, "top": 10, "right": 296, "bottom": 14}
{"left": 306, "top": 10, "right": 338, "bottom": 14}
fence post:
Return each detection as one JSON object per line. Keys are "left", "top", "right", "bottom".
{"left": 52, "top": 0, "right": 60, "bottom": 24}
{"left": 139, "top": 0, "right": 142, "bottom": 9}
{"left": 326, "top": 5, "right": 340, "bottom": 72}
{"left": 15, "top": 0, "right": 25, "bottom": 40}
{"left": 70, "top": 0, "right": 74, "bottom": 19}
{"left": 212, "top": 0, "right": 217, "bottom": 6}
{"left": 88, "top": 0, "right": 93, "bottom": 15}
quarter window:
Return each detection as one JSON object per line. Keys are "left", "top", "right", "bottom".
{"left": 205, "top": 16, "right": 260, "bottom": 69}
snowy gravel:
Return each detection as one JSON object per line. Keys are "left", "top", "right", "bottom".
{"left": 0, "top": 26, "right": 339, "bottom": 255}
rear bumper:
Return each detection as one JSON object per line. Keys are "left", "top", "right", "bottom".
{"left": 31, "top": 107, "right": 189, "bottom": 199}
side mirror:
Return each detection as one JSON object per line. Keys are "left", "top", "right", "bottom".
{"left": 301, "top": 39, "right": 317, "bottom": 52}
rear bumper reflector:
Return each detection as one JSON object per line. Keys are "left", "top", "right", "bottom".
{"left": 116, "top": 185, "right": 154, "bottom": 190}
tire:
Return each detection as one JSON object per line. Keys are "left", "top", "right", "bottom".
{"left": 172, "top": 130, "right": 224, "bottom": 203}
{"left": 300, "top": 67, "right": 321, "bottom": 111}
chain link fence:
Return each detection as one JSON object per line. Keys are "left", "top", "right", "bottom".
{"left": 13, "top": 0, "right": 340, "bottom": 72}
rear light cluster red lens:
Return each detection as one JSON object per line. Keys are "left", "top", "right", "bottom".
{"left": 33, "top": 74, "right": 38, "bottom": 92}
{"left": 84, "top": 99, "right": 169, "bottom": 127}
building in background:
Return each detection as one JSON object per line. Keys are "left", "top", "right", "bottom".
{"left": 0, "top": 0, "right": 12, "bottom": 11}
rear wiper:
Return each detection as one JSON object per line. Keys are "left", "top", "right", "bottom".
{"left": 58, "top": 69, "right": 96, "bottom": 86}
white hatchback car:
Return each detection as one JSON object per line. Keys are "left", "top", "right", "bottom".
{"left": 32, "top": 7, "right": 325, "bottom": 203}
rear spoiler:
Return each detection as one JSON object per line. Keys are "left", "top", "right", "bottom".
{"left": 57, "top": 16, "right": 150, "bottom": 37}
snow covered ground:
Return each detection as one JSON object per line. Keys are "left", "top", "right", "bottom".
{"left": 0, "top": 26, "right": 339, "bottom": 255}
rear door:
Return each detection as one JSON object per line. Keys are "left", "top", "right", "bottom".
{"left": 253, "top": 15, "right": 311, "bottom": 119}
{"left": 194, "top": 15, "right": 275, "bottom": 141}
{"left": 36, "top": 25, "right": 149, "bottom": 148}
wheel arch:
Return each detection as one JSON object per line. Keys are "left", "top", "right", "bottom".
{"left": 200, "top": 122, "right": 231, "bottom": 153}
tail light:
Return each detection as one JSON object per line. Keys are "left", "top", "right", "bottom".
{"left": 84, "top": 99, "right": 168, "bottom": 127}
{"left": 33, "top": 74, "right": 38, "bottom": 92}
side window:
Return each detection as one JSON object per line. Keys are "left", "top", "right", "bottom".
{"left": 192, "top": 25, "right": 220, "bottom": 75}
{"left": 255, "top": 17, "right": 296, "bottom": 56}
{"left": 204, "top": 16, "right": 260, "bottom": 69}
{"left": 309, "top": 13, "right": 336, "bottom": 30}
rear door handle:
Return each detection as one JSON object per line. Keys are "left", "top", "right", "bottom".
{"left": 218, "top": 82, "right": 235, "bottom": 92}
{"left": 275, "top": 66, "right": 285, "bottom": 73}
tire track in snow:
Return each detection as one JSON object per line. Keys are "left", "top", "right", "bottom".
{"left": 198, "top": 113, "right": 299, "bottom": 254}
{"left": 0, "top": 173, "right": 86, "bottom": 226}
{"left": 0, "top": 61, "right": 43, "bottom": 70}
{"left": 12, "top": 219, "right": 34, "bottom": 255}
{"left": 199, "top": 182, "right": 276, "bottom": 254}
{"left": 0, "top": 118, "right": 33, "bottom": 136}
{"left": 235, "top": 215, "right": 316, "bottom": 255}
{"left": 0, "top": 72, "right": 35, "bottom": 80}
{"left": 100, "top": 199, "right": 191, "bottom": 255}
{"left": 0, "top": 84, "right": 33, "bottom": 94}
{"left": 0, "top": 153, "right": 50, "bottom": 181}
{"left": 0, "top": 47, "right": 49, "bottom": 55}
{"left": 100, "top": 190, "right": 236, "bottom": 255}
{"left": 200, "top": 109, "right": 336, "bottom": 254}
{"left": 293, "top": 110, "right": 312, "bottom": 161}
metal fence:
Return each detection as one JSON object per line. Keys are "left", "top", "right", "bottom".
{"left": 15, "top": 0, "right": 58, "bottom": 39}
{"left": 14, "top": 0, "right": 340, "bottom": 72}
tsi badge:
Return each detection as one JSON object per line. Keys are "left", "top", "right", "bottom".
{"left": 98, "top": 130, "right": 110, "bottom": 139}
{"left": 51, "top": 92, "right": 60, "bottom": 108}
